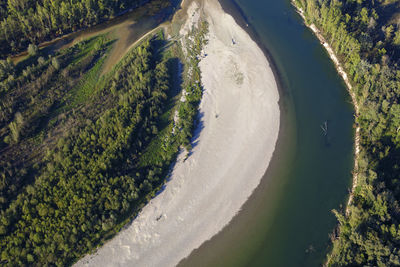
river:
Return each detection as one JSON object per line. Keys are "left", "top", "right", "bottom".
{"left": 15, "top": 0, "right": 355, "bottom": 265}
{"left": 178, "top": 0, "right": 354, "bottom": 266}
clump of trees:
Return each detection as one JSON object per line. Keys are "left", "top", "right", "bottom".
{"left": 7, "top": 112, "right": 24, "bottom": 143}
{"left": 0, "top": 36, "right": 167, "bottom": 266}
{"left": 0, "top": 35, "right": 111, "bottom": 212}
{"left": 0, "top": 58, "right": 14, "bottom": 81}
{"left": 27, "top": 44, "right": 38, "bottom": 56}
{"left": 294, "top": 0, "right": 400, "bottom": 266}
{"left": 0, "top": 21, "right": 209, "bottom": 266}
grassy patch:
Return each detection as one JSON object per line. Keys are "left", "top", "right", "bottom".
{"left": 70, "top": 55, "right": 106, "bottom": 105}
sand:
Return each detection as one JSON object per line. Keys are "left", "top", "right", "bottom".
{"left": 75, "top": 0, "right": 280, "bottom": 266}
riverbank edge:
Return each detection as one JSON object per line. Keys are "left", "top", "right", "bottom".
{"left": 75, "top": 0, "right": 280, "bottom": 265}
{"left": 290, "top": 1, "right": 360, "bottom": 266}
{"left": 218, "top": 0, "right": 289, "bottom": 100}
{"left": 176, "top": 0, "right": 292, "bottom": 266}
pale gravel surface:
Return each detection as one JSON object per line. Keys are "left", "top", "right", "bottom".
{"left": 75, "top": 0, "right": 279, "bottom": 266}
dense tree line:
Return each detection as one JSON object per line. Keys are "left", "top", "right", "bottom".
{"left": 0, "top": 19, "right": 208, "bottom": 265}
{"left": 0, "top": 36, "right": 166, "bottom": 265}
{"left": 0, "top": 35, "right": 112, "bottom": 213}
{"left": 294, "top": 0, "right": 400, "bottom": 265}
{"left": 0, "top": 0, "right": 166, "bottom": 57}
{"left": 1, "top": 41, "right": 170, "bottom": 266}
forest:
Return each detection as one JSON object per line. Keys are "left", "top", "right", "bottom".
{"left": 0, "top": 2, "right": 208, "bottom": 263}
{"left": 0, "top": 0, "right": 172, "bottom": 57}
{"left": 293, "top": 0, "right": 400, "bottom": 266}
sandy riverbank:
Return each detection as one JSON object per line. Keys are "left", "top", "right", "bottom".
{"left": 75, "top": 0, "right": 279, "bottom": 266}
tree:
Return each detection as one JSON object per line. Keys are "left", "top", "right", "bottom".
{"left": 28, "top": 43, "right": 38, "bottom": 56}
{"left": 52, "top": 57, "right": 60, "bottom": 70}
{"left": 393, "top": 30, "right": 400, "bottom": 46}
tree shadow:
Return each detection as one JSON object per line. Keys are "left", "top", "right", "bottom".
{"left": 186, "top": 111, "right": 205, "bottom": 158}
{"left": 154, "top": 110, "right": 205, "bottom": 200}
{"left": 376, "top": 139, "right": 400, "bottom": 201}
{"left": 167, "top": 57, "right": 183, "bottom": 98}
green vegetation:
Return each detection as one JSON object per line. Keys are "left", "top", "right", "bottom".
{"left": 0, "top": 16, "right": 208, "bottom": 266}
{"left": 293, "top": 0, "right": 400, "bottom": 265}
{"left": 0, "top": 0, "right": 172, "bottom": 57}
{"left": 176, "top": 21, "right": 208, "bottom": 151}
{"left": 0, "top": 34, "right": 112, "bottom": 211}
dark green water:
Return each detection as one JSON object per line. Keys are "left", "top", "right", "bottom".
{"left": 179, "top": 0, "right": 355, "bottom": 266}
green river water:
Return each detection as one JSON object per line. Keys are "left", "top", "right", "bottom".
{"left": 179, "top": 0, "right": 355, "bottom": 266}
